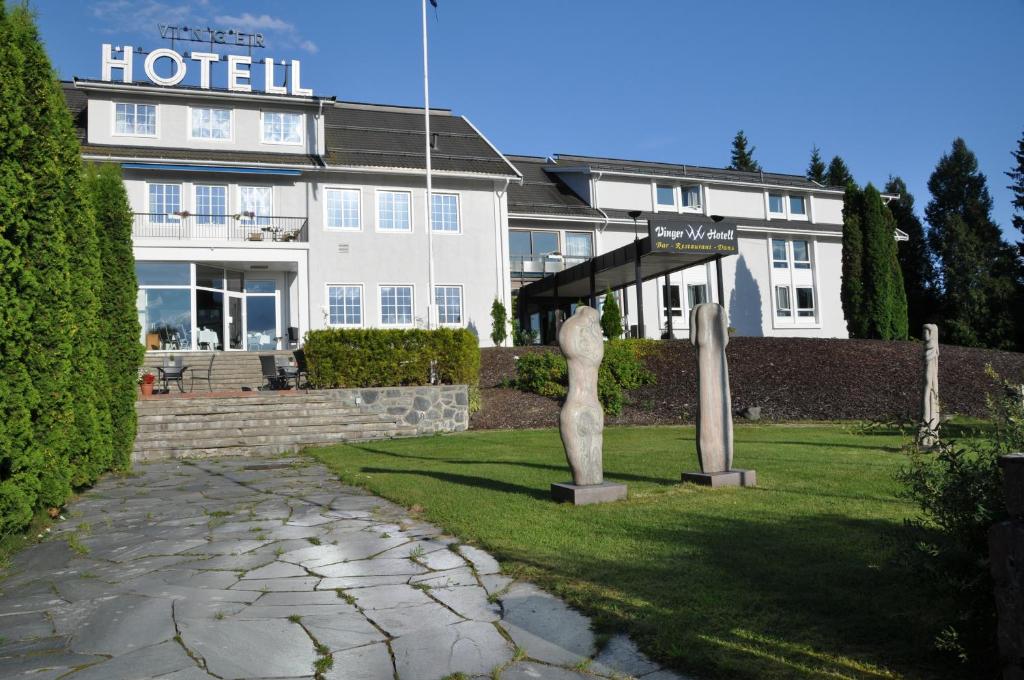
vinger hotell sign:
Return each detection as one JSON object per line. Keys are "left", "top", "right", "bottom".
{"left": 100, "top": 31, "right": 313, "bottom": 96}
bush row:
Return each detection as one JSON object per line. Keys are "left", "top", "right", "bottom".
{"left": 304, "top": 328, "right": 480, "bottom": 389}
{"left": 0, "top": 6, "right": 143, "bottom": 534}
{"left": 511, "top": 339, "right": 656, "bottom": 415}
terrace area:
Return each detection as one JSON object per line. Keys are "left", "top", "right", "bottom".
{"left": 132, "top": 213, "right": 309, "bottom": 243}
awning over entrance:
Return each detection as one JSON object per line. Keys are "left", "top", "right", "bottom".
{"left": 518, "top": 215, "right": 738, "bottom": 301}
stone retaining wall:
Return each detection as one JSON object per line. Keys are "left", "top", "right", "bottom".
{"left": 355, "top": 384, "right": 469, "bottom": 434}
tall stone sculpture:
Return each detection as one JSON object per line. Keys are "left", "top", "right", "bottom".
{"left": 550, "top": 306, "right": 627, "bottom": 505}
{"left": 919, "top": 324, "right": 940, "bottom": 448}
{"left": 681, "top": 303, "right": 755, "bottom": 487}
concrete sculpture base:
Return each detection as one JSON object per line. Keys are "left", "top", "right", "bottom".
{"left": 682, "top": 469, "right": 757, "bottom": 488}
{"left": 551, "top": 482, "right": 627, "bottom": 506}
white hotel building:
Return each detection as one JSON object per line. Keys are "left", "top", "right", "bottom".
{"left": 63, "top": 49, "right": 853, "bottom": 351}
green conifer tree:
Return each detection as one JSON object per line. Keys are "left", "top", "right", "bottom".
{"left": 87, "top": 163, "right": 143, "bottom": 470}
{"left": 807, "top": 145, "right": 827, "bottom": 184}
{"left": 885, "top": 176, "right": 938, "bottom": 335}
{"left": 826, "top": 156, "right": 855, "bottom": 188}
{"left": 926, "top": 138, "right": 1020, "bottom": 349}
{"left": 600, "top": 288, "right": 622, "bottom": 340}
{"left": 1006, "top": 129, "right": 1024, "bottom": 244}
{"left": 861, "top": 184, "right": 908, "bottom": 339}
{"left": 840, "top": 186, "right": 868, "bottom": 337}
{"left": 0, "top": 4, "right": 44, "bottom": 532}
{"left": 728, "top": 130, "right": 761, "bottom": 172}
{"left": 489, "top": 298, "right": 508, "bottom": 346}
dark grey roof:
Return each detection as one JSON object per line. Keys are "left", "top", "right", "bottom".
{"left": 323, "top": 104, "right": 518, "bottom": 176}
{"left": 506, "top": 155, "right": 603, "bottom": 219}
{"left": 552, "top": 154, "right": 841, "bottom": 192}
{"left": 62, "top": 82, "right": 519, "bottom": 177}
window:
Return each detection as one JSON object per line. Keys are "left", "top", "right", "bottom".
{"left": 772, "top": 239, "right": 788, "bottom": 268}
{"left": 327, "top": 285, "right": 362, "bottom": 326}
{"left": 325, "top": 188, "right": 360, "bottom": 230}
{"left": 768, "top": 193, "right": 785, "bottom": 214}
{"left": 240, "top": 186, "right": 273, "bottom": 226}
{"left": 195, "top": 185, "right": 227, "bottom": 225}
{"left": 796, "top": 287, "right": 815, "bottom": 317}
{"left": 261, "top": 111, "right": 303, "bottom": 144}
{"left": 190, "top": 107, "right": 231, "bottom": 140}
{"left": 148, "top": 183, "right": 181, "bottom": 223}
{"left": 681, "top": 185, "right": 702, "bottom": 210}
{"left": 380, "top": 286, "right": 413, "bottom": 325}
{"left": 431, "top": 193, "right": 460, "bottom": 233}
{"left": 792, "top": 240, "right": 811, "bottom": 269}
{"left": 663, "top": 284, "right": 682, "bottom": 317}
{"left": 136, "top": 262, "right": 190, "bottom": 286}
{"left": 687, "top": 284, "right": 708, "bottom": 308}
{"left": 565, "top": 232, "right": 593, "bottom": 258}
{"left": 656, "top": 185, "right": 675, "bottom": 207}
{"left": 509, "top": 231, "right": 532, "bottom": 256}
{"left": 114, "top": 102, "right": 156, "bottom": 136}
{"left": 435, "top": 286, "right": 463, "bottom": 325}
{"left": 789, "top": 195, "right": 807, "bottom": 216}
{"left": 775, "top": 286, "right": 792, "bottom": 317}
{"left": 377, "top": 191, "right": 412, "bottom": 232}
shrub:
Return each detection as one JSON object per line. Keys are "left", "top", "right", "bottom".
{"left": 512, "top": 339, "right": 655, "bottom": 415}
{"left": 489, "top": 299, "right": 508, "bottom": 346}
{"left": 600, "top": 289, "right": 622, "bottom": 340}
{"left": 895, "top": 365, "right": 1021, "bottom": 670}
{"left": 303, "top": 328, "right": 479, "bottom": 389}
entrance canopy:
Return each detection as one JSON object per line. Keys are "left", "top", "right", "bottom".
{"left": 518, "top": 216, "right": 738, "bottom": 302}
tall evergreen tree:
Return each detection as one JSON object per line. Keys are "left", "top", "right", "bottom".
{"left": 1007, "top": 129, "right": 1024, "bottom": 244}
{"left": 861, "top": 184, "right": 909, "bottom": 340}
{"left": 87, "top": 163, "right": 142, "bottom": 470}
{"left": 926, "top": 138, "right": 1020, "bottom": 349}
{"left": 600, "top": 288, "right": 622, "bottom": 340}
{"left": 0, "top": 4, "right": 44, "bottom": 533}
{"left": 807, "top": 145, "right": 827, "bottom": 184}
{"left": 885, "top": 176, "right": 938, "bottom": 335}
{"left": 841, "top": 186, "right": 868, "bottom": 337}
{"left": 826, "top": 155, "right": 855, "bottom": 188}
{"left": 728, "top": 130, "right": 761, "bottom": 172}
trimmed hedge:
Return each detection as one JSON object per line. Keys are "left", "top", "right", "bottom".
{"left": 304, "top": 328, "right": 480, "bottom": 389}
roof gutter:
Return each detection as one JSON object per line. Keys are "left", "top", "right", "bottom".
{"left": 548, "top": 165, "right": 845, "bottom": 196}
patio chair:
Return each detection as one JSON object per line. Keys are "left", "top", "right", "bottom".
{"left": 189, "top": 353, "right": 215, "bottom": 392}
{"left": 274, "top": 354, "right": 306, "bottom": 391}
{"left": 157, "top": 355, "right": 188, "bottom": 393}
{"left": 259, "top": 355, "right": 287, "bottom": 391}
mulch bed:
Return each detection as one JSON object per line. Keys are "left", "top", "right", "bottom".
{"left": 470, "top": 338, "right": 1024, "bottom": 430}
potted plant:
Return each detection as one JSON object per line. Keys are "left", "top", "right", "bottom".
{"left": 139, "top": 370, "right": 156, "bottom": 398}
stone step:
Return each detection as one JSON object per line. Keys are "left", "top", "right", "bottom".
{"left": 132, "top": 432, "right": 403, "bottom": 461}
{"left": 135, "top": 414, "right": 400, "bottom": 436}
{"left": 132, "top": 426, "right": 417, "bottom": 452}
{"left": 136, "top": 401, "right": 365, "bottom": 419}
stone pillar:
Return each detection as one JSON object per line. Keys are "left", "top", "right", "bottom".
{"left": 991, "top": 454, "right": 1024, "bottom": 680}
{"left": 550, "top": 306, "right": 626, "bottom": 505}
{"left": 681, "top": 303, "right": 755, "bottom": 488}
{"left": 919, "top": 324, "right": 941, "bottom": 448}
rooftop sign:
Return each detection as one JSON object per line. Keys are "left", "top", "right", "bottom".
{"left": 100, "top": 43, "right": 312, "bottom": 96}
{"left": 648, "top": 217, "right": 737, "bottom": 256}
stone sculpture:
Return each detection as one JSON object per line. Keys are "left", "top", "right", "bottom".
{"left": 919, "top": 324, "right": 940, "bottom": 448}
{"left": 550, "top": 305, "right": 626, "bottom": 505}
{"left": 682, "top": 303, "right": 755, "bottom": 487}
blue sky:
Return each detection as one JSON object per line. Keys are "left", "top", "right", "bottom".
{"left": 33, "top": 0, "right": 1024, "bottom": 238}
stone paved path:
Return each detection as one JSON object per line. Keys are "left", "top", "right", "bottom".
{"left": 0, "top": 457, "right": 686, "bottom": 680}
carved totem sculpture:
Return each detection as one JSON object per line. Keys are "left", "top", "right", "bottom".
{"left": 691, "top": 303, "right": 733, "bottom": 473}
{"left": 557, "top": 305, "right": 605, "bottom": 486}
{"left": 920, "top": 324, "right": 940, "bottom": 448}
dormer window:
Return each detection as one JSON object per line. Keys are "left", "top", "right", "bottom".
{"left": 789, "top": 195, "right": 807, "bottom": 216}
{"left": 767, "top": 192, "right": 810, "bottom": 220}
{"left": 190, "top": 107, "right": 232, "bottom": 140}
{"left": 656, "top": 185, "right": 675, "bottom": 208}
{"left": 114, "top": 102, "right": 156, "bottom": 136}
{"left": 768, "top": 193, "right": 785, "bottom": 215}
{"left": 261, "top": 111, "right": 303, "bottom": 145}
{"left": 680, "top": 185, "right": 701, "bottom": 211}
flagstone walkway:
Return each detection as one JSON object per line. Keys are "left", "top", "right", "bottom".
{"left": 0, "top": 457, "right": 686, "bottom": 680}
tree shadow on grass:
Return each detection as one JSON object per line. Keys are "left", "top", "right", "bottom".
{"left": 492, "top": 512, "right": 952, "bottom": 680}
{"left": 358, "top": 466, "right": 551, "bottom": 501}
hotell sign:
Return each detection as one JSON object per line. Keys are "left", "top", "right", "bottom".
{"left": 100, "top": 43, "right": 313, "bottom": 96}
{"left": 648, "top": 217, "right": 738, "bottom": 255}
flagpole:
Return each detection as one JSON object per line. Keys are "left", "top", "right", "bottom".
{"left": 422, "top": 0, "right": 436, "bottom": 329}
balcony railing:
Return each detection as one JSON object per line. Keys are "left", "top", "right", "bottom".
{"left": 510, "top": 254, "right": 590, "bottom": 278}
{"left": 132, "top": 213, "right": 309, "bottom": 243}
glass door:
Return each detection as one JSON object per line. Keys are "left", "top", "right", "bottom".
{"left": 245, "top": 286, "right": 279, "bottom": 351}
{"left": 226, "top": 293, "right": 244, "bottom": 351}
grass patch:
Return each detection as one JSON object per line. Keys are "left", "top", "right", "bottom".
{"left": 309, "top": 425, "right": 953, "bottom": 680}
{"left": 0, "top": 510, "right": 55, "bottom": 571}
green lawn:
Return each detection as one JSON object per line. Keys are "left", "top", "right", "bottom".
{"left": 309, "top": 425, "right": 952, "bottom": 680}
